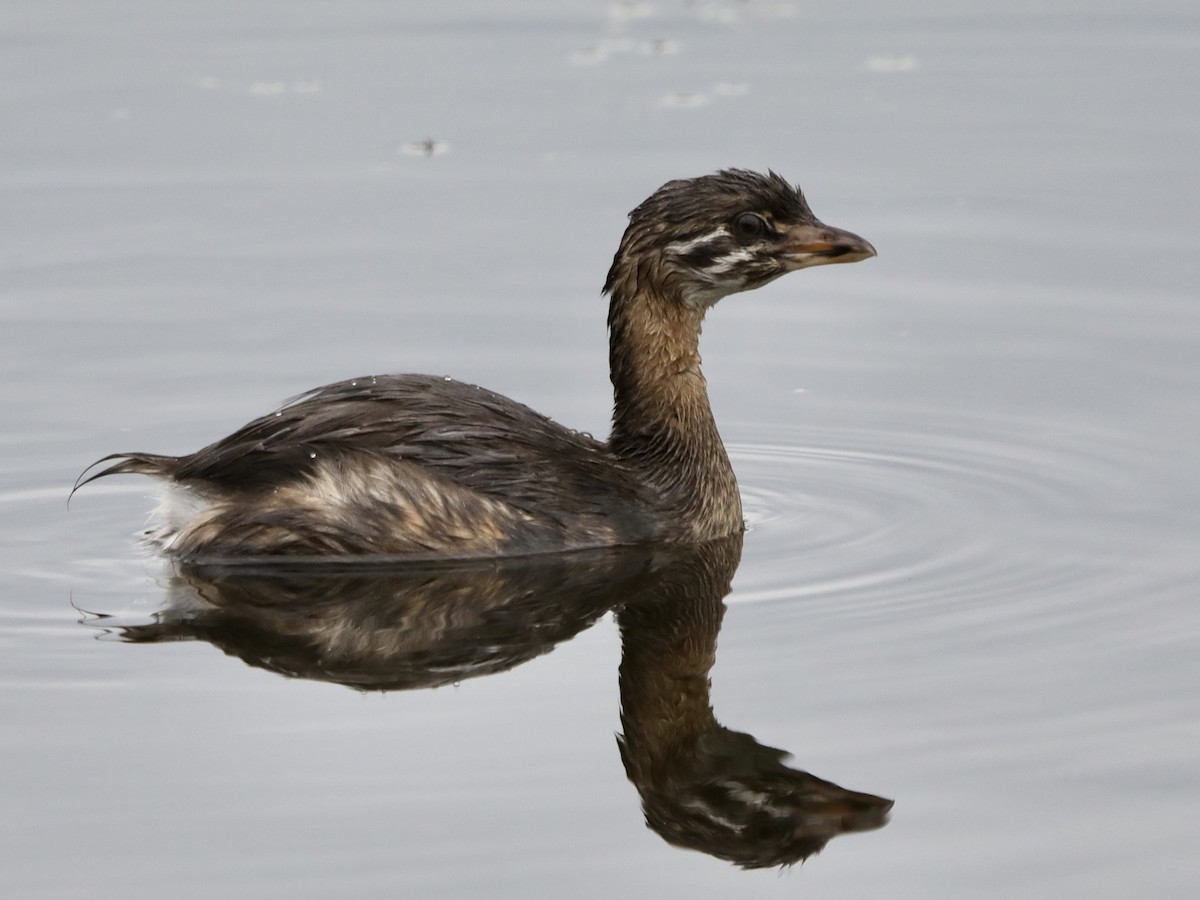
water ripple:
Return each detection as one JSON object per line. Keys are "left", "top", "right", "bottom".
{"left": 728, "top": 413, "right": 1157, "bottom": 619}
{"left": 12, "top": 410, "right": 1175, "bottom": 641}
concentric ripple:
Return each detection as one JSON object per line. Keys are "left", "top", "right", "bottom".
{"left": 11, "top": 406, "right": 1179, "bottom": 644}
{"left": 727, "top": 410, "right": 1167, "bottom": 620}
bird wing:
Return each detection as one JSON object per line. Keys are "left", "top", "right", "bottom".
{"left": 173, "top": 374, "right": 654, "bottom": 530}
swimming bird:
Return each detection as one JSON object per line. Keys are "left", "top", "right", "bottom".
{"left": 76, "top": 169, "right": 874, "bottom": 559}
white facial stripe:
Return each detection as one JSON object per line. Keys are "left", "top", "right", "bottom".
{"left": 664, "top": 224, "right": 783, "bottom": 311}
{"left": 703, "top": 246, "right": 757, "bottom": 275}
{"left": 665, "top": 226, "right": 729, "bottom": 258}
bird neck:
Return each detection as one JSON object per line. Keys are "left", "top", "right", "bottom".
{"left": 606, "top": 279, "right": 742, "bottom": 539}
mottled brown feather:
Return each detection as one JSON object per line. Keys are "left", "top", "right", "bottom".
{"left": 79, "top": 170, "right": 873, "bottom": 559}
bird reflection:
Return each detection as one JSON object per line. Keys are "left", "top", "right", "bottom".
{"left": 107, "top": 548, "right": 661, "bottom": 691}
{"left": 94, "top": 537, "right": 891, "bottom": 865}
{"left": 616, "top": 534, "right": 892, "bottom": 867}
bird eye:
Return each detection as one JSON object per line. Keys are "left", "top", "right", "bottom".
{"left": 732, "top": 213, "right": 768, "bottom": 239}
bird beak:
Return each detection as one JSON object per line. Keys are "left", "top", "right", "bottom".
{"left": 780, "top": 221, "right": 876, "bottom": 271}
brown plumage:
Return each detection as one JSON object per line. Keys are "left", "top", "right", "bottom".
{"left": 75, "top": 169, "right": 874, "bottom": 560}
{"left": 615, "top": 533, "right": 893, "bottom": 868}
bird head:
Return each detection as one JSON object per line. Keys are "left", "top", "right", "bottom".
{"left": 604, "top": 169, "right": 875, "bottom": 311}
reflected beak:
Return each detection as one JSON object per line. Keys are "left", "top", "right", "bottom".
{"left": 780, "top": 221, "right": 876, "bottom": 271}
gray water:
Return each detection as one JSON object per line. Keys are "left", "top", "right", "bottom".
{"left": 3, "top": 1, "right": 1199, "bottom": 897}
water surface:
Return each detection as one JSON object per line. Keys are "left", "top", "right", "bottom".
{"left": 3, "top": 2, "right": 1198, "bottom": 898}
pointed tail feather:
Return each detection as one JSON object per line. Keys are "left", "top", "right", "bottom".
{"left": 71, "top": 452, "right": 181, "bottom": 502}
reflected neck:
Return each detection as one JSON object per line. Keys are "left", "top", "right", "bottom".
{"left": 615, "top": 543, "right": 733, "bottom": 783}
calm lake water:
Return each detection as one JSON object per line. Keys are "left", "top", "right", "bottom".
{"left": 3, "top": 1, "right": 1198, "bottom": 897}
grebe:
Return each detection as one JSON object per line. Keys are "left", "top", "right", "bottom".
{"left": 77, "top": 170, "right": 874, "bottom": 559}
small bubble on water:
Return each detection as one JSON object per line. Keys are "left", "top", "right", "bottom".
{"left": 568, "top": 46, "right": 608, "bottom": 66}
{"left": 658, "top": 91, "right": 708, "bottom": 109}
{"left": 640, "top": 38, "right": 680, "bottom": 57}
{"left": 399, "top": 137, "right": 449, "bottom": 157}
{"left": 865, "top": 53, "right": 918, "bottom": 73}
{"left": 249, "top": 81, "right": 287, "bottom": 96}
{"left": 713, "top": 81, "right": 749, "bottom": 97}
{"left": 609, "top": 2, "right": 653, "bottom": 24}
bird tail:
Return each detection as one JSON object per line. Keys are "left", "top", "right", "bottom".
{"left": 71, "top": 452, "right": 180, "bottom": 501}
